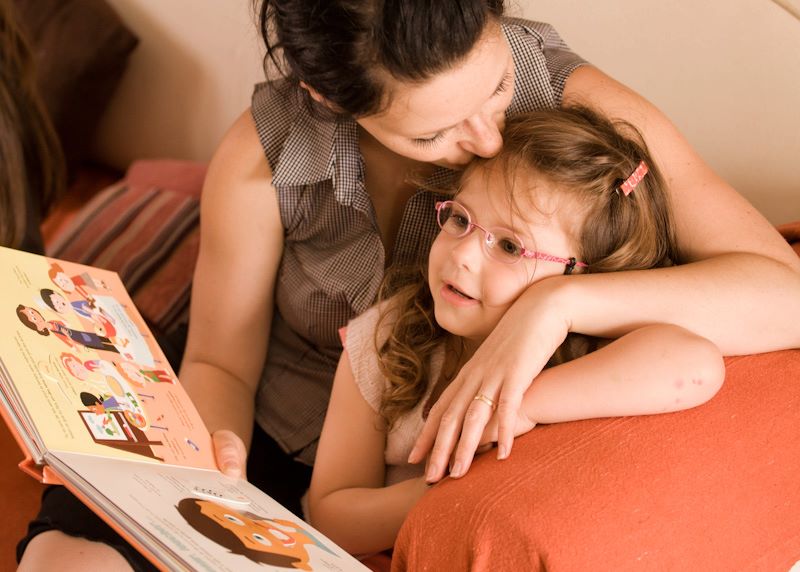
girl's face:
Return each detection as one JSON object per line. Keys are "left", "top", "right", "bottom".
{"left": 356, "top": 21, "right": 514, "bottom": 169}
{"left": 428, "top": 164, "right": 582, "bottom": 347}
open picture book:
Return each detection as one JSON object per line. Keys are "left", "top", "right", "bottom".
{"left": 0, "top": 246, "right": 367, "bottom": 571}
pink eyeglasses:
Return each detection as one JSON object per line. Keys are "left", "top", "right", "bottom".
{"left": 435, "top": 200, "right": 587, "bottom": 273}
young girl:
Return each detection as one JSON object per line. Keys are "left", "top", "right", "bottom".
{"left": 307, "top": 106, "right": 725, "bottom": 555}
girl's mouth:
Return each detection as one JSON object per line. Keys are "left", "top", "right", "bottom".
{"left": 446, "top": 283, "right": 475, "bottom": 300}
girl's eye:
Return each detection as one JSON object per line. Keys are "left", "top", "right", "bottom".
{"left": 224, "top": 514, "right": 245, "bottom": 526}
{"left": 498, "top": 238, "right": 522, "bottom": 257}
{"left": 451, "top": 213, "right": 470, "bottom": 229}
{"left": 252, "top": 533, "right": 272, "bottom": 546}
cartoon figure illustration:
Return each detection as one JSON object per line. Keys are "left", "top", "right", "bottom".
{"left": 80, "top": 391, "right": 123, "bottom": 415}
{"left": 40, "top": 288, "right": 96, "bottom": 320}
{"left": 116, "top": 360, "right": 176, "bottom": 385}
{"left": 79, "top": 388, "right": 150, "bottom": 430}
{"left": 60, "top": 353, "right": 120, "bottom": 394}
{"left": 60, "top": 353, "right": 93, "bottom": 381}
{"left": 47, "top": 262, "right": 109, "bottom": 301}
{"left": 176, "top": 498, "right": 335, "bottom": 570}
{"left": 16, "top": 304, "right": 120, "bottom": 353}
{"left": 40, "top": 288, "right": 126, "bottom": 344}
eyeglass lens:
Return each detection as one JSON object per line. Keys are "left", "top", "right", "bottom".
{"left": 436, "top": 201, "right": 533, "bottom": 265}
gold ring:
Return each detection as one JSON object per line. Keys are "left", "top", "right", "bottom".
{"left": 473, "top": 393, "right": 497, "bottom": 410}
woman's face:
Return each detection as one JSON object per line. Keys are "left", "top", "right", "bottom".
{"left": 356, "top": 21, "right": 515, "bottom": 169}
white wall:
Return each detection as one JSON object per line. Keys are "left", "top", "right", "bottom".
{"left": 94, "top": 0, "right": 800, "bottom": 224}
{"left": 510, "top": 0, "right": 800, "bottom": 224}
{"left": 95, "top": 0, "right": 264, "bottom": 167}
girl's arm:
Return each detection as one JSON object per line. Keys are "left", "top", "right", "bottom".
{"left": 308, "top": 350, "right": 430, "bottom": 555}
{"left": 413, "top": 65, "right": 800, "bottom": 482}
{"left": 466, "top": 325, "right": 725, "bottom": 463}
{"left": 179, "top": 110, "right": 283, "bottom": 477}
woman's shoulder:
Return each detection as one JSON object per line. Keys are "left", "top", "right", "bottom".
{"left": 502, "top": 17, "right": 588, "bottom": 109}
{"left": 251, "top": 80, "right": 298, "bottom": 138}
{"left": 501, "top": 17, "right": 573, "bottom": 51}
{"left": 205, "top": 109, "right": 272, "bottom": 191}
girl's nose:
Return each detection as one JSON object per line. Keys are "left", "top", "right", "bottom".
{"left": 450, "top": 228, "right": 484, "bottom": 270}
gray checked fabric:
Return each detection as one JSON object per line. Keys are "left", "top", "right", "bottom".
{"left": 250, "top": 18, "right": 587, "bottom": 464}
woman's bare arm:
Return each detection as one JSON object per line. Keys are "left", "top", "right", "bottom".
{"left": 179, "top": 110, "right": 284, "bottom": 476}
{"left": 414, "top": 66, "right": 800, "bottom": 482}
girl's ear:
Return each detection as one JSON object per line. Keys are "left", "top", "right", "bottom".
{"left": 299, "top": 82, "right": 343, "bottom": 112}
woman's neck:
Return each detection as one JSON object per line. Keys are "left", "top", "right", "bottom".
{"left": 357, "top": 126, "right": 436, "bottom": 263}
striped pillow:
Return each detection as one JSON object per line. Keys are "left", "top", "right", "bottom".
{"left": 46, "top": 179, "right": 200, "bottom": 335}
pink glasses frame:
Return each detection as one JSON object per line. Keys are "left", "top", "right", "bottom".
{"left": 435, "top": 200, "right": 588, "bottom": 273}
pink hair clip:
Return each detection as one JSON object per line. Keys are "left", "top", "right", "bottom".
{"left": 618, "top": 160, "right": 649, "bottom": 196}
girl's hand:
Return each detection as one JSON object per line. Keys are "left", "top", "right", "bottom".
{"left": 409, "top": 279, "right": 569, "bottom": 483}
{"left": 212, "top": 429, "right": 248, "bottom": 479}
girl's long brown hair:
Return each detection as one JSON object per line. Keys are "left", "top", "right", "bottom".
{"left": 376, "top": 106, "right": 680, "bottom": 429}
{"left": 0, "top": 0, "right": 65, "bottom": 249}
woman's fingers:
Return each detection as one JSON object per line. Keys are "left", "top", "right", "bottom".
{"left": 447, "top": 390, "right": 497, "bottom": 477}
{"left": 494, "top": 384, "right": 525, "bottom": 460}
{"left": 408, "top": 375, "right": 470, "bottom": 464}
{"left": 423, "top": 390, "right": 475, "bottom": 482}
{"left": 212, "top": 429, "right": 248, "bottom": 479}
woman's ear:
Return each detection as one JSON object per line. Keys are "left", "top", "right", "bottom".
{"left": 299, "top": 81, "right": 343, "bottom": 112}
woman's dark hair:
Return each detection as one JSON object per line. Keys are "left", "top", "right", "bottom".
{"left": 255, "top": 0, "right": 505, "bottom": 118}
{"left": 0, "top": 0, "right": 65, "bottom": 250}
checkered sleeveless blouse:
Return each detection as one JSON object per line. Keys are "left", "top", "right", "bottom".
{"left": 251, "top": 18, "right": 586, "bottom": 464}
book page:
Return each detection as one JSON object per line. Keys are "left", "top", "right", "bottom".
{"left": 49, "top": 452, "right": 368, "bottom": 572}
{"left": 0, "top": 247, "right": 215, "bottom": 469}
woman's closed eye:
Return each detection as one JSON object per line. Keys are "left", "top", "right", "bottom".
{"left": 493, "top": 72, "right": 511, "bottom": 96}
{"left": 411, "top": 73, "right": 510, "bottom": 149}
{"left": 412, "top": 130, "right": 447, "bottom": 149}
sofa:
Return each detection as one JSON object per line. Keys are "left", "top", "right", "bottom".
{"left": 4, "top": 1, "right": 799, "bottom": 570}
{"left": 5, "top": 168, "right": 799, "bottom": 572}
{"left": 394, "top": 343, "right": 800, "bottom": 570}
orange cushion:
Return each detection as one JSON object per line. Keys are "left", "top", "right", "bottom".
{"left": 393, "top": 350, "right": 800, "bottom": 570}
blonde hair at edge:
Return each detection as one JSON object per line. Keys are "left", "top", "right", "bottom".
{"left": 375, "top": 105, "right": 680, "bottom": 430}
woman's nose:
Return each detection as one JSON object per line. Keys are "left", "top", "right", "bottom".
{"left": 458, "top": 112, "right": 504, "bottom": 158}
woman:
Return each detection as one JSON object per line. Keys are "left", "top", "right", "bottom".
{"left": 19, "top": 1, "right": 800, "bottom": 570}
